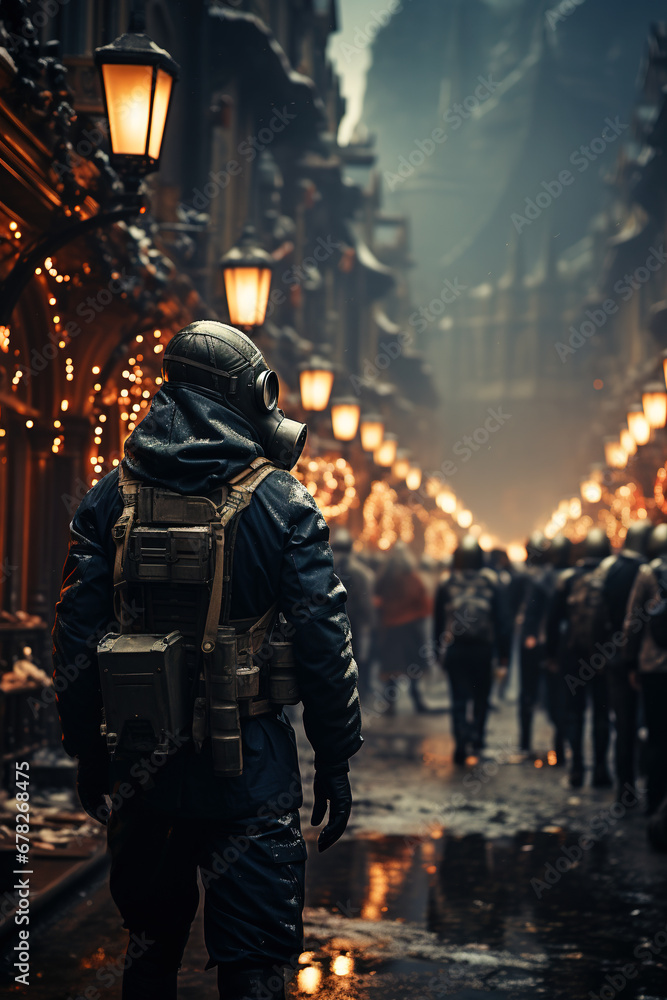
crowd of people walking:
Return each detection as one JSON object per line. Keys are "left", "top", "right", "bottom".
{"left": 332, "top": 521, "right": 667, "bottom": 852}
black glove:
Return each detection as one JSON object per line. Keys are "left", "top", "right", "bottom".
{"left": 76, "top": 753, "right": 110, "bottom": 826}
{"left": 310, "top": 761, "right": 352, "bottom": 853}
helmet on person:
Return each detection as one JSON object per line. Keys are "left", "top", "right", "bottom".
{"left": 161, "top": 321, "right": 307, "bottom": 470}
{"left": 649, "top": 523, "right": 667, "bottom": 558}
{"left": 624, "top": 521, "right": 652, "bottom": 556}
{"left": 584, "top": 527, "right": 611, "bottom": 559}
{"left": 550, "top": 534, "right": 573, "bottom": 569}
{"left": 454, "top": 535, "right": 483, "bottom": 571}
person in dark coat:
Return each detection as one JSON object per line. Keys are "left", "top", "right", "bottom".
{"left": 331, "top": 529, "right": 375, "bottom": 704}
{"left": 546, "top": 527, "right": 611, "bottom": 788}
{"left": 623, "top": 523, "right": 667, "bottom": 818}
{"left": 600, "top": 521, "right": 651, "bottom": 799}
{"left": 514, "top": 532, "right": 555, "bottom": 757}
{"left": 51, "top": 322, "right": 363, "bottom": 1000}
{"left": 434, "top": 536, "right": 511, "bottom": 763}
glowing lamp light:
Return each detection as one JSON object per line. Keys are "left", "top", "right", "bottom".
{"left": 620, "top": 427, "right": 637, "bottom": 458}
{"left": 220, "top": 225, "right": 274, "bottom": 329}
{"left": 374, "top": 433, "right": 398, "bottom": 467}
{"left": 299, "top": 357, "right": 334, "bottom": 411}
{"left": 457, "top": 508, "right": 473, "bottom": 529}
{"left": 507, "top": 542, "right": 528, "bottom": 563}
{"left": 642, "top": 383, "right": 667, "bottom": 429}
{"left": 627, "top": 405, "right": 651, "bottom": 446}
{"left": 581, "top": 478, "right": 602, "bottom": 504}
{"left": 392, "top": 449, "right": 411, "bottom": 481}
{"left": 406, "top": 465, "right": 422, "bottom": 490}
{"left": 330, "top": 398, "right": 360, "bottom": 441}
{"left": 604, "top": 437, "right": 627, "bottom": 469}
{"left": 94, "top": 31, "right": 179, "bottom": 175}
{"left": 360, "top": 413, "right": 384, "bottom": 452}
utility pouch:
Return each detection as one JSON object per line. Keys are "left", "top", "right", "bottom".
{"left": 125, "top": 526, "right": 212, "bottom": 585}
{"left": 268, "top": 641, "right": 300, "bottom": 705}
{"left": 205, "top": 626, "right": 243, "bottom": 777}
{"left": 97, "top": 630, "right": 188, "bottom": 759}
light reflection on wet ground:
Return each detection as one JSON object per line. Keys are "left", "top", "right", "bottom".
{"left": 3, "top": 701, "right": 667, "bottom": 999}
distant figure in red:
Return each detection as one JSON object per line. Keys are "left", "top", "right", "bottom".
{"left": 374, "top": 543, "right": 432, "bottom": 713}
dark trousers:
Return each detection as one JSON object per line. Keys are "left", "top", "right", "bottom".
{"left": 565, "top": 668, "right": 609, "bottom": 771}
{"left": 641, "top": 674, "right": 667, "bottom": 814}
{"left": 444, "top": 644, "right": 493, "bottom": 754}
{"left": 608, "top": 659, "right": 639, "bottom": 790}
{"left": 518, "top": 645, "right": 541, "bottom": 751}
{"left": 107, "top": 803, "right": 306, "bottom": 999}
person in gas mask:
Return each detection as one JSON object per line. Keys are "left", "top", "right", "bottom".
{"left": 52, "top": 322, "right": 363, "bottom": 1000}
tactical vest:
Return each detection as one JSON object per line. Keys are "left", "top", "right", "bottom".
{"left": 96, "top": 457, "right": 300, "bottom": 777}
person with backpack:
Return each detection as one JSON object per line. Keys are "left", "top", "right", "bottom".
{"left": 546, "top": 527, "right": 612, "bottom": 788}
{"left": 514, "top": 532, "right": 558, "bottom": 759}
{"left": 51, "top": 322, "right": 363, "bottom": 1000}
{"left": 623, "top": 523, "right": 667, "bottom": 822}
{"left": 598, "top": 521, "right": 651, "bottom": 800}
{"left": 434, "top": 536, "right": 511, "bottom": 764}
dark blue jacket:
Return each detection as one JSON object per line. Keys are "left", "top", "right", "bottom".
{"left": 51, "top": 384, "right": 363, "bottom": 818}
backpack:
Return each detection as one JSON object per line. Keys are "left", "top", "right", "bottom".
{"left": 647, "top": 563, "right": 667, "bottom": 648}
{"left": 442, "top": 569, "right": 496, "bottom": 645}
{"left": 566, "top": 560, "right": 612, "bottom": 651}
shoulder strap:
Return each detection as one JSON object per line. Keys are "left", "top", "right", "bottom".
{"left": 112, "top": 463, "right": 142, "bottom": 621}
{"left": 201, "top": 458, "right": 278, "bottom": 653}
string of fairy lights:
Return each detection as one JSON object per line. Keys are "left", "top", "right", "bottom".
{"left": 1, "top": 233, "right": 492, "bottom": 556}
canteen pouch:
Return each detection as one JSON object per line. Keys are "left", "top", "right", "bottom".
{"left": 205, "top": 626, "right": 243, "bottom": 777}
{"left": 268, "top": 641, "right": 300, "bottom": 705}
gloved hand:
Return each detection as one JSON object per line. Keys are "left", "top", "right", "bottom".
{"left": 311, "top": 761, "right": 352, "bottom": 853}
{"left": 76, "top": 753, "right": 110, "bottom": 826}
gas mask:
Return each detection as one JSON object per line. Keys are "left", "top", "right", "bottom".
{"left": 161, "top": 321, "right": 307, "bottom": 471}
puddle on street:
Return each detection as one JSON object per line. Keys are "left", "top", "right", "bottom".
{"left": 292, "top": 830, "right": 667, "bottom": 999}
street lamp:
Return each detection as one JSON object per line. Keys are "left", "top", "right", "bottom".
{"left": 299, "top": 357, "right": 335, "bottom": 411}
{"left": 0, "top": 28, "right": 179, "bottom": 332}
{"left": 627, "top": 404, "right": 651, "bottom": 446}
{"left": 392, "top": 449, "right": 411, "bottom": 481}
{"left": 604, "top": 436, "right": 627, "bottom": 469}
{"left": 642, "top": 383, "right": 667, "bottom": 429}
{"left": 620, "top": 426, "right": 637, "bottom": 458}
{"left": 360, "top": 413, "right": 384, "bottom": 452}
{"left": 219, "top": 225, "right": 274, "bottom": 330}
{"left": 406, "top": 465, "right": 422, "bottom": 490}
{"left": 330, "top": 398, "right": 361, "bottom": 441}
{"left": 580, "top": 477, "right": 602, "bottom": 504}
{"left": 94, "top": 31, "right": 179, "bottom": 181}
{"left": 374, "top": 433, "right": 398, "bottom": 467}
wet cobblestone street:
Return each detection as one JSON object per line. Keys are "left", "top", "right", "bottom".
{"left": 5, "top": 680, "right": 667, "bottom": 1000}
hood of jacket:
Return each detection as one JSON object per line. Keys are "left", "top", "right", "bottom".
{"left": 122, "top": 384, "right": 264, "bottom": 494}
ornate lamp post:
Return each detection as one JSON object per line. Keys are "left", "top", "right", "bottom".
{"left": 219, "top": 226, "right": 274, "bottom": 330}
